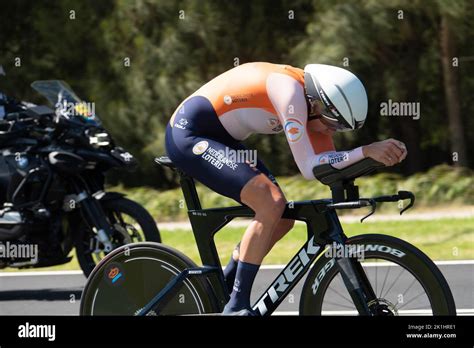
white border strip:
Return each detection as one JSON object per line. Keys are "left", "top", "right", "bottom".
{"left": 274, "top": 309, "right": 474, "bottom": 316}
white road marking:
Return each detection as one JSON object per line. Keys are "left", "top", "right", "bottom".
{"left": 259, "top": 260, "right": 474, "bottom": 270}
{"left": 0, "top": 270, "right": 83, "bottom": 277}
{"left": 0, "top": 260, "right": 472, "bottom": 276}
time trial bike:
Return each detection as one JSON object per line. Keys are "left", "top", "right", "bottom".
{"left": 80, "top": 157, "right": 456, "bottom": 316}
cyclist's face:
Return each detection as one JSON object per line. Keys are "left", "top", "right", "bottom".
{"left": 319, "top": 117, "right": 339, "bottom": 132}
{"left": 307, "top": 118, "right": 335, "bottom": 136}
{"left": 308, "top": 102, "right": 336, "bottom": 135}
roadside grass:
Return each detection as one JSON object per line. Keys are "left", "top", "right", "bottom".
{"left": 161, "top": 217, "right": 474, "bottom": 265}
{"left": 110, "top": 164, "right": 474, "bottom": 222}
{"left": 3, "top": 217, "right": 471, "bottom": 273}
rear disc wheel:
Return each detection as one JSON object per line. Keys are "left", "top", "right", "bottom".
{"left": 80, "top": 242, "right": 218, "bottom": 315}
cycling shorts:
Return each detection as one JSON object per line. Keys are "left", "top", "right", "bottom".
{"left": 165, "top": 96, "right": 277, "bottom": 203}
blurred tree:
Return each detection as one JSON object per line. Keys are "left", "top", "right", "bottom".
{"left": 0, "top": 0, "right": 472, "bottom": 189}
{"left": 291, "top": 0, "right": 473, "bottom": 173}
{"left": 438, "top": 3, "right": 468, "bottom": 166}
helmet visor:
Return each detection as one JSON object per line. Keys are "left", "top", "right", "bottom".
{"left": 304, "top": 72, "right": 354, "bottom": 131}
{"left": 307, "top": 97, "right": 351, "bottom": 131}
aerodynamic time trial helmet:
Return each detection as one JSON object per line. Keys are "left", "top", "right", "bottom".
{"left": 304, "top": 64, "right": 368, "bottom": 132}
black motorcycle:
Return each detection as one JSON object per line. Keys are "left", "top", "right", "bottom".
{"left": 0, "top": 79, "right": 161, "bottom": 276}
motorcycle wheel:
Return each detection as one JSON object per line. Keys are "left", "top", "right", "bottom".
{"left": 75, "top": 197, "right": 161, "bottom": 277}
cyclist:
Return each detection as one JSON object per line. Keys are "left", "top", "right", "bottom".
{"left": 165, "top": 62, "right": 407, "bottom": 315}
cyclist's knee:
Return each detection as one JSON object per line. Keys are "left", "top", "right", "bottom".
{"left": 255, "top": 194, "right": 285, "bottom": 220}
{"left": 269, "top": 196, "right": 286, "bottom": 218}
{"left": 241, "top": 175, "right": 285, "bottom": 220}
{"left": 271, "top": 219, "right": 295, "bottom": 244}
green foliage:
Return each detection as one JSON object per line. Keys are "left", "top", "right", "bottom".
{"left": 9, "top": 216, "right": 471, "bottom": 270}
{"left": 403, "top": 164, "right": 474, "bottom": 205}
{"left": 112, "top": 164, "right": 474, "bottom": 221}
{"left": 0, "top": 0, "right": 473, "bottom": 188}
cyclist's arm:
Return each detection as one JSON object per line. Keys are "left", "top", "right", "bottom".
{"left": 267, "top": 73, "right": 365, "bottom": 179}
{"left": 307, "top": 129, "right": 365, "bottom": 169}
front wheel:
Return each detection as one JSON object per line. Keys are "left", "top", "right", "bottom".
{"left": 80, "top": 242, "right": 218, "bottom": 315}
{"left": 300, "top": 234, "right": 456, "bottom": 316}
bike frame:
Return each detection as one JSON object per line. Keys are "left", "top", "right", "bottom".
{"left": 138, "top": 170, "right": 377, "bottom": 316}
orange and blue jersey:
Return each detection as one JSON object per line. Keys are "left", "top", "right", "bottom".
{"left": 165, "top": 62, "right": 364, "bottom": 202}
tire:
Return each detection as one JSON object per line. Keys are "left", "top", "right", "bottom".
{"left": 75, "top": 197, "right": 161, "bottom": 277}
{"left": 80, "top": 242, "right": 218, "bottom": 315}
{"left": 300, "top": 234, "right": 456, "bottom": 316}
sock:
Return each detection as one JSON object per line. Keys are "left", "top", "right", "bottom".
{"left": 223, "top": 257, "right": 238, "bottom": 293}
{"left": 223, "top": 243, "right": 240, "bottom": 293}
{"left": 224, "top": 261, "right": 260, "bottom": 311}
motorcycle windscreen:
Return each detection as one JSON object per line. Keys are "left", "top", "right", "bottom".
{"left": 31, "top": 80, "right": 101, "bottom": 126}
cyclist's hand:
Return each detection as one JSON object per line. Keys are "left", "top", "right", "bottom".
{"left": 362, "top": 139, "right": 407, "bottom": 166}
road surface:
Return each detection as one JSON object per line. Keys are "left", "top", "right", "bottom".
{"left": 0, "top": 261, "right": 472, "bottom": 315}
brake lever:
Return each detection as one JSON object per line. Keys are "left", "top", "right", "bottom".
{"left": 360, "top": 199, "right": 376, "bottom": 223}
{"left": 398, "top": 191, "right": 415, "bottom": 215}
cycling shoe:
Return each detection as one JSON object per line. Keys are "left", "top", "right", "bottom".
{"left": 221, "top": 307, "right": 257, "bottom": 316}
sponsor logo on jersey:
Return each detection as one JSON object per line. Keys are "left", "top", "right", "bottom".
{"left": 267, "top": 118, "right": 282, "bottom": 132}
{"left": 318, "top": 152, "right": 348, "bottom": 165}
{"left": 223, "top": 95, "right": 233, "bottom": 105}
{"left": 318, "top": 155, "right": 328, "bottom": 164}
{"left": 284, "top": 118, "right": 304, "bottom": 143}
{"left": 224, "top": 93, "right": 254, "bottom": 105}
{"left": 200, "top": 146, "right": 239, "bottom": 171}
{"left": 174, "top": 117, "right": 188, "bottom": 129}
{"left": 192, "top": 140, "right": 209, "bottom": 155}
{"left": 193, "top": 142, "right": 239, "bottom": 171}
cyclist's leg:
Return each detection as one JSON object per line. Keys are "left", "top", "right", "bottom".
{"left": 239, "top": 175, "right": 286, "bottom": 264}
{"left": 225, "top": 149, "right": 295, "bottom": 262}
{"left": 166, "top": 138, "right": 267, "bottom": 206}
{"left": 265, "top": 210, "right": 295, "bottom": 253}
{"left": 213, "top": 142, "right": 294, "bottom": 300}
{"left": 241, "top": 150, "right": 296, "bottom": 252}
{"left": 224, "top": 209, "right": 294, "bottom": 293}
{"left": 222, "top": 242, "right": 240, "bottom": 293}
{"left": 220, "top": 173, "right": 285, "bottom": 313}
{"left": 167, "top": 137, "right": 277, "bottom": 314}
{"left": 165, "top": 96, "right": 289, "bottom": 314}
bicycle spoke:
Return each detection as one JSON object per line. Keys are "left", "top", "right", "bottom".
{"left": 382, "top": 267, "right": 406, "bottom": 299}
{"left": 378, "top": 263, "right": 392, "bottom": 298}
{"left": 322, "top": 300, "right": 355, "bottom": 309}
{"left": 400, "top": 276, "right": 418, "bottom": 298}
{"left": 396, "top": 289, "right": 428, "bottom": 310}
{"left": 375, "top": 259, "right": 378, "bottom": 296}
{"left": 327, "top": 283, "right": 354, "bottom": 306}
{"left": 394, "top": 279, "right": 423, "bottom": 310}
